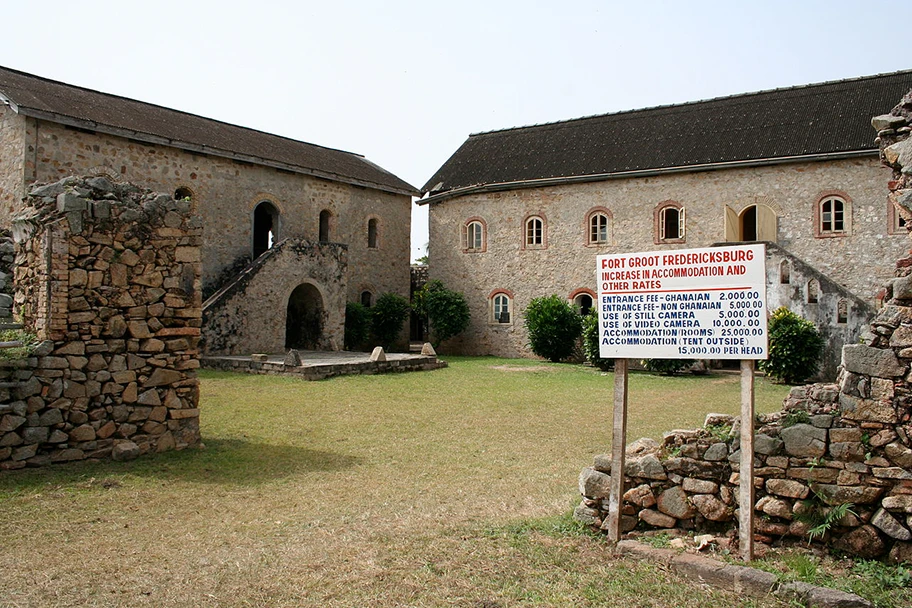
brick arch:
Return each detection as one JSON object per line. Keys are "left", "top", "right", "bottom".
{"left": 584, "top": 206, "right": 613, "bottom": 246}
{"left": 814, "top": 189, "right": 853, "bottom": 238}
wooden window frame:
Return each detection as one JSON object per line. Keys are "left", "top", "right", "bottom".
{"left": 654, "top": 201, "right": 686, "bottom": 244}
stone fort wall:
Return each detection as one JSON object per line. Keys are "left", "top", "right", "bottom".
{"left": 0, "top": 176, "right": 201, "bottom": 468}
{"left": 0, "top": 112, "right": 411, "bottom": 305}
{"left": 427, "top": 157, "right": 906, "bottom": 358}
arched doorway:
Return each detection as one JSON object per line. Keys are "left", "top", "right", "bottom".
{"left": 724, "top": 204, "right": 777, "bottom": 242}
{"left": 253, "top": 201, "right": 280, "bottom": 258}
{"left": 285, "top": 283, "right": 324, "bottom": 349}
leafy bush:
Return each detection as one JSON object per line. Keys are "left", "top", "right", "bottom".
{"left": 344, "top": 302, "right": 371, "bottom": 350}
{"left": 0, "top": 329, "right": 37, "bottom": 360}
{"left": 413, "top": 280, "right": 470, "bottom": 349}
{"left": 370, "top": 292, "right": 411, "bottom": 350}
{"left": 642, "top": 358, "right": 694, "bottom": 375}
{"left": 524, "top": 295, "right": 582, "bottom": 362}
{"left": 759, "top": 307, "right": 824, "bottom": 384}
{"left": 581, "top": 310, "right": 613, "bottom": 370}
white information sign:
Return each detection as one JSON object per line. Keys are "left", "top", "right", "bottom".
{"left": 597, "top": 244, "right": 768, "bottom": 360}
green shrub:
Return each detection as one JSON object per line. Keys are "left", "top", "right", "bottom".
{"left": 413, "top": 280, "right": 470, "bottom": 349}
{"left": 759, "top": 307, "right": 824, "bottom": 384}
{"left": 370, "top": 292, "right": 411, "bottom": 350}
{"left": 0, "top": 329, "right": 37, "bottom": 360}
{"left": 642, "top": 358, "right": 694, "bottom": 375}
{"left": 581, "top": 310, "right": 613, "bottom": 370}
{"left": 524, "top": 295, "right": 583, "bottom": 362}
{"left": 344, "top": 302, "right": 371, "bottom": 350}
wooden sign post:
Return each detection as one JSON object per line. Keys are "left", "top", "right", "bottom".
{"left": 596, "top": 244, "right": 767, "bottom": 561}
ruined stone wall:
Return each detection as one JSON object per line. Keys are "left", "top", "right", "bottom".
{"left": 0, "top": 104, "right": 26, "bottom": 225}
{"left": 0, "top": 176, "right": 201, "bottom": 469}
{"left": 428, "top": 157, "right": 904, "bottom": 359}
{"left": 16, "top": 118, "right": 411, "bottom": 303}
{"left": 576, "top": 391, "right": 912, "bottom": 562}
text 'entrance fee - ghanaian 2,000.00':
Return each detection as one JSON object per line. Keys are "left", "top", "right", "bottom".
{"left": 596, "top": 244, "right": 768, "bottom": 360}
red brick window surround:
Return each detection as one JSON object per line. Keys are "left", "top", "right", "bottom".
{"left": 462, "top": 217, "right": 487, "bottom": 253}
{"left": 523, "top": 214, "right": 547, "bottom": 250}
{"left": 585, "top": 207, "right": 613, "bottom": 246}
{"left": 814, "top": 191, "right": 851, "bottom": 238}
{"left": 489, "top": 288, "right": 514, "bottom": 324}
{"left": 889, "top": 199, "right": 908, "bottom": 235}
{"left": 654, "top": 201, "right": 685, "bottom": 244}
{"left": 569, "top": 288, "right": 596, "bottom": 316}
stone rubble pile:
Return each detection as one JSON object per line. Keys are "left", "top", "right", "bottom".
{"left": 0, "top": 176, "right": 202, "bottom": 469}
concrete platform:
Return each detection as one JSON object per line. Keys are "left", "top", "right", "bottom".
{"left": 200, "top": 350, "right": 447, "bottom": 380}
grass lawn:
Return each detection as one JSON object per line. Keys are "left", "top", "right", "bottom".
{"left": 0, "top": 357, "right": 794, "bottom": 607}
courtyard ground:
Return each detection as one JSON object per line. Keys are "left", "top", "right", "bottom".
{"left": 1, "top": 357, "right": 793, "bottom": 607}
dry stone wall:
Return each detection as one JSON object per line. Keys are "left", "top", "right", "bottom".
{"left": 0, "top": 176, "right": 201, "bottom": 469}
{"left": 575, "top": 91, "right": 912, "bottom": 561}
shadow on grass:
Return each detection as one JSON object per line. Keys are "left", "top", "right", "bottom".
{"left": 0, "top": 437, "right": 361, "bottom": 493}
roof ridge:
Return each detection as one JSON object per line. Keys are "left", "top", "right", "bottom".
{"left": 468, "top": 68, "right": 912, "bottom": 138}
{"left": 0, "top": 64, "right": 368, "bottom": 160}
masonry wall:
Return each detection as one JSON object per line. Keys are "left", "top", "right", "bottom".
{"left": 0, "top": 104, "right": 26, "bottom": 224}
{"left": 202, "top": 239, "right": 348, "bottom": 355}
{"left": 427, "top": 157, "right": 905, "bottom": 358}
{"left": 15, "top": 118, "right": 411, "bottom": 304}
{"left": 0, "top": 176, "right": 201, "bottom": 468}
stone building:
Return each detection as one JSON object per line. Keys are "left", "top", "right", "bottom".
{"left": 0, "top": 66, "right": 416, "bottom": 354}
{"left": 421, "top": 70, "right": 912, "bottom": 376}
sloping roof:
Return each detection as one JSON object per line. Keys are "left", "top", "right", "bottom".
{"left": 0, "top": 66, "right": 417, "bottom": 196}
{"left": 422, "top": 70, "right": 912, "bottom": 199}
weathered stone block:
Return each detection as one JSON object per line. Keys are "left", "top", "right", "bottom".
{"left": 765, "top": 479, "right": 809, "bottom": 499}
{"left": 690, "top": 494, "right": 731, "bottom": 521}
{"left": 832, "top": 525, "right": 886, "bottom": 559}
{"left": 656, "top": 486, "right": 695, "bottom": 519}
{"left": 813, "top": 484, "right": 884, "bottom": 506}
{"left": 841, "top": 344, "right": 906, "bottom": 377}
{"left": 579, "top": 467, "right": 611, "bottom": 499}
{"left": 111, "top": 441, "right": 140, "bottom": 461}
{"left": 754, "top": 433, "right": 783, "bottom": 455}
{"left": 145, "top": 368, "right": 182, "bottom": 387}
{"left": 872, "top": 508, "right": 912, "bottom": 541}
{"left": 839, "top": 394, "right": 898, "bottom": 424}
{"left": 780, "top": 423, "right": 827, "bottom": 458}
{"left": 682, "top": 478, "right": 718, "bottom": 494}
{"left": 623, "top": 484, "right": 656, "bottom": 508}
{"left": 625, "top": 453, "right": 666, "bottom": 480}
{"left": 756, "top": 495, "right": 793, "bottom": 520}
{"left": 638, "top": 508, "right": 677, "bottom": 528}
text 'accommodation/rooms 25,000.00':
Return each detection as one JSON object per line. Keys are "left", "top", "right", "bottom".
{"left": 596, "top": 244, "right": 769, "bottom": 360}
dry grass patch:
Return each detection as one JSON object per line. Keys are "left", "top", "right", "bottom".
{"left": 0, "top": 357, "right": 790, "bottom": 607}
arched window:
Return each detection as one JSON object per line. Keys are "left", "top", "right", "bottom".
{"left": 360, "top": 291, "right": 373, "bottom": 307}
{"left": 837, "top": 299, "right": 849, "bottom": 324}
{"left": 524, "top": 215, "right": 545, "bottom": 248}
{"left": 573, "top": 292, "right": 594, "bottom": 316}
{"left": 815, "top": 193, "right": 851, "bottom": 238}
{"left": 462, "top": 217, "right": 486, "bottom": 252}
{"left": 807, "top": 279, "right": 819, "bottom": 304}
{"left": 779, "top": 260, "right": 791, "bottom": 284}
{"left": 586, "top": 208, "right": 612, "bottom": 246}
{"left": 253, "top": 200, "right": 280, "bottom": 258}
{"left": 654, "top": 202, "right": 685, "bottom": 243}
{"left": 490, "top": 289, "right": 513, "bottom": 324}
{"left": 319, "top": 209, "right": 332, "bottom": 242}
{"left": 174, "top": 187, "right": 193, "bottom": 201}
{"left": 367, "top": 218, "right": 379, "bottom": 249}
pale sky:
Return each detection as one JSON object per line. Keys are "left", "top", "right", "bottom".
{"left": 2, "top": 1, "right": 907, "bottom": 261}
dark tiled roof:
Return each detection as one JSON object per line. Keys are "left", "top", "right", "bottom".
{"left": 422, "top": 70, "right": 912, "bottom": 196}
{"left": 0, "top": 66, "right": 417, "bottom": 196}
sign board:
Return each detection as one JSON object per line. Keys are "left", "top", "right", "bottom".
{"left": 596, "top": 244, "right": 768, "bottom": 360}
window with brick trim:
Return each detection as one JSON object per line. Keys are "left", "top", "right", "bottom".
{"left": 462, "top": 218, "right": 486, "bottom": 252}
{"left": 524, "top": 215, "right": 545, "bottom": 248}
{"left": 490, "top": 291, "right": 512, "bottom": 324}
{"left": 587, "top": 210, "right": 611, "bottom": 245}
{"left": 655, "top": 202, "right": 685, "bottom": 243}
{"left": 814, "top": 193, "right": 851, "bottom": 238}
